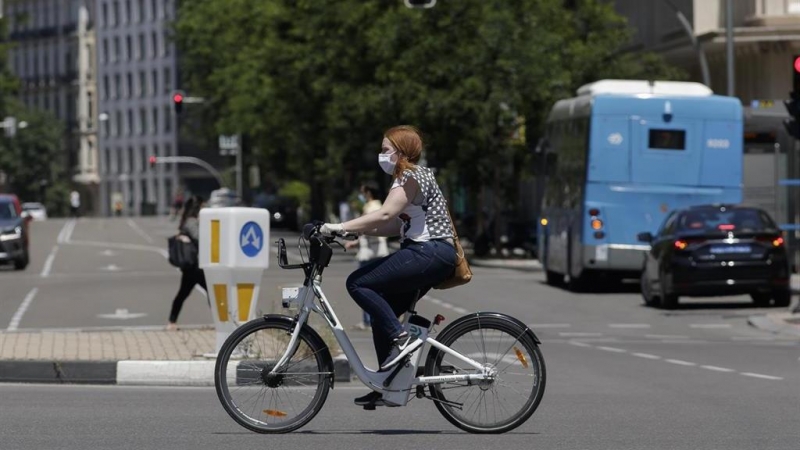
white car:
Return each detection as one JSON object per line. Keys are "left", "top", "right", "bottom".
{"left": 22, "top": 202, "right": 47, "bottom": 221}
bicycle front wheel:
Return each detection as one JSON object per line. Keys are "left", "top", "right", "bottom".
{"left": 425, "top": 313, "right": 546, "bottom": 434}
{"left": 214, "top": 315, "right": 334, "bottom": 434}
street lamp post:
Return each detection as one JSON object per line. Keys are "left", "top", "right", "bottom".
{"left": 660, "top": 0, "right": 711, "bottom": 89}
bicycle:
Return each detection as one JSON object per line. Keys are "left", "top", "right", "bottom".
{"left": 214, "top": 224, "right": 546, "bottom": 434}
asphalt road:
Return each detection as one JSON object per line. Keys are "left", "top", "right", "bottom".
{"left": 1, "top": 217, "right": 798, "bottom": 448}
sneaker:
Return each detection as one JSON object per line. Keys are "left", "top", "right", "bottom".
{"left": 379, "top": 331, "right": 423, "bottom": 371}
{"left": 354, "top": 391, "right": 383, "bottom": 406}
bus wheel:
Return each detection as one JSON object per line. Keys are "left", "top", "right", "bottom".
{"left": 545, "top": 270, "right": 564, "bottom": 286}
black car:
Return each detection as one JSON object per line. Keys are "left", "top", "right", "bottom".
{"left": 637, "top": 204, "right": 790, "bottom": 309}
{"left": 0, "top": 194, "right": 30, "bottom": 270}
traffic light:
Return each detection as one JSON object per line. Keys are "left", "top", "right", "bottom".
{"left": 783, "top": 55, "right": 800, "bottom": 139}
{"left": 404, "top": 0, "right": 436, "bottom": 8}
{"left": 172, "top": 90, "right": 185, "bottom": 115}
{"left": 149, "top": 155, "right": 157, "bottom": 169}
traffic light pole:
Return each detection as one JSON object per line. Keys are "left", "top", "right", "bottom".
{"left": 151, "top": 156, "right": 225, "bottom": 189}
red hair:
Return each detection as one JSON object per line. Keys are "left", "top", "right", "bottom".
{"left": 384, "top": 125, "right": 424, "bottom": 178}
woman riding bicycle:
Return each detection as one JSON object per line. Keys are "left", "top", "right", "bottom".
{"left": 314, "top": 125, "right": 457, "bottom": 406}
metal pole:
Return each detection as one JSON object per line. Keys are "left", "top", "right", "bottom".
{"left": 726, "top": 0, "right": 735, "bottom": 96}
{"left": 662, "top": 0, "right": 711, "bottom": 88}
{"left": 235, "top": 136, "right": 243, "bottom": 200}
{"left": 154, "top": 156, "right": 225, "bottom": 188}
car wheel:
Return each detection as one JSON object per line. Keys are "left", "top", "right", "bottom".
{"left": 640, "top": 272, "right": 657, "bottom": 307}
{"left": 658, "top": 272, "right": 678, "bottom": 309}
{"left": 14, "top": 251, "right": 29, "bottom": 271}
{"left": 750, "top": 292, "right": 772, "bottom": 307}
{"left": 772, "top": 289, "right": 791, "bottom": 308}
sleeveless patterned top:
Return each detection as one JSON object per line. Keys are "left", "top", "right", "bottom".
{"left": 391, "top": 166, "right": 454, "bottom": 243}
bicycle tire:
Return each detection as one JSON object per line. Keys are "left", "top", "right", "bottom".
{"left": 425, "top": 312, "right": 546, "bottom": 434}
{"left": 214, "top": 315, "right": 334, "bottom": 434}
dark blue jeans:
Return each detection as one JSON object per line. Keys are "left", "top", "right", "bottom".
{"left": 346, "top": 239, "right": 457, "bottom": 363}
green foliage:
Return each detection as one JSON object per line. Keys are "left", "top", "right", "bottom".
{"left": 278, "top": 180, "right": 311, "bottom": 209}
{"left": 174, "top": 0, "right": 686, "bottom": 219}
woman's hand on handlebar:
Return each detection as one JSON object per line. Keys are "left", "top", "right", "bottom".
{"left": 302, "top": 221, "right": 357, "bottom": 240}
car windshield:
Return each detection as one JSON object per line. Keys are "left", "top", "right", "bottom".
{"left": 0, "top": 202, "right": 17, "bottom": 219}
{"left": 677, "top": 208, "right": 775, "bottom": 233}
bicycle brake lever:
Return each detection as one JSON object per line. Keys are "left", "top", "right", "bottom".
{"left": 330, "top": 240, "right": 346, "bottom": 252}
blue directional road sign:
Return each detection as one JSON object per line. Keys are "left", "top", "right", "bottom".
{"left": 239, "top": 221, "right": 263, "bottom": 257}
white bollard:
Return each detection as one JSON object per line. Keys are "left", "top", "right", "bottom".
{"left": 199, "top": 207, "right": 270, "bottom": 355}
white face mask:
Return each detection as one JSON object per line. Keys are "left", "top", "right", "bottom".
{"left": 378, "top": 151, "right": 396, "bottom": 175}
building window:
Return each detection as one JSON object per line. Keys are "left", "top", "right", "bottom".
{"left": 164, "top": 105, "right": 171, "bottom": 132}
{"left": 152, "top": 0, "right": 158, "bottom": 19}
{"left": 163, "top": 31, "right": 170, "bottom": 56}
{"left": 164, "top": 0, "right": 171, "bottom": 19}
{"left": 128, "top": 147, "right": 135, "bottom": 174}
{"left": 127, "top": 73, "right": 133, "bottom": 98}
{"left": 125, "top": 0, "right": 132, "bottom": 23}
{"left": 142, "top": 146, "right": 149, "bottom": 173}
{"left": 126, "top": 36, "right": 132, "bottom": 61}
{"left": 138, "top": 33, "right": 145, "bottom": 60}
{"left": 113, "top": 37, "right": 120, "bottom": 63}
{"left": 112, "top": 0, "right": 119, "bottom": 25}
{"left": 114, "top": 74, "right": 121, "bottom": 98}
{"left": 163, "top": 67, "right": 172, "bottom": 93}
{"left": 140, "top": 108, "right": 147, "bottom": 134}
{"left": 151, "top": 31, "right": 157, "bottom": 59}
{"left": 103, "top": 76, "right": 110, "bottom": 99}
{"left": 152, "top": 108, "right": 159, "bottom": 134}
{"left": 115, "top": 111, "right": 122, "bottom": 136}
{"left": 138, "top": 0, "right": 145, "bottom": 23}
{"left": 127, "top": 110, "right": 134, "bottom": 135}
{"left": 151, "top": 70, "right": 158, "bottom": 96}
{"left": 139, "top": 71, "right": 146, "bottom": 98}
{"left": 102, "top": 2, "right": 108, "bottom": 28}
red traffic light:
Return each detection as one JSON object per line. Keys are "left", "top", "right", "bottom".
{"left": 149, "top": 156, "right": 157, "bottom": 167}
{"left": 173, "top": 93, "right": 184, "bottom": 103}
{"left": 794, "top": 56, "right": 800, "bottom": 73}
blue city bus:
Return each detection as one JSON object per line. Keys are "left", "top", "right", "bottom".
{"left": 537, "top": 80, "right": 743, "bottom": 288}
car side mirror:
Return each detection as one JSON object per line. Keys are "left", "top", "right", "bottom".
{"left": 637, "top": 232, "right": 653, "bottom": 243}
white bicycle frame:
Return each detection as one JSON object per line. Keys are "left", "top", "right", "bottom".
{"left": 271, "top": 275, "right": 495, "bottom": 406}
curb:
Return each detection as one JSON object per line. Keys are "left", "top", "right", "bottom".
{"left": 746, "top": 313, "right": 800, "bottom": 338}
{"left": 0, "top": 355, "right": 353, "bottom": 386}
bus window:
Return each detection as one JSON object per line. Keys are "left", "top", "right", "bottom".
{"left": 649, "top": 129, "right": 686, "bottom": 150}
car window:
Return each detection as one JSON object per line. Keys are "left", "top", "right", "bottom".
{"left": 676, "top": 208, "right": 776, "bottom": 232}
{"left": 658, "top": 212, "right": 677, "bottom": 237}
{"left": 0, "top": 202, "right": 18, "bottom": 219}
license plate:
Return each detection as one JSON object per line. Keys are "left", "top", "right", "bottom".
{"left": 709, "top": 245, "right": 751, "bottom": 254}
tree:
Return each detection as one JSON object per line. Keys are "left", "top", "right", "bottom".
{"left": 174, "top": 0, "right": 685, "bottom": 244}
{"left": 0, "top": 16, "right": 70, "bottom": 215}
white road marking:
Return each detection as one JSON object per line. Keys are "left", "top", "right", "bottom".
{"left": 632, "top": 353, "right": 660, "bottom": 360}
{"left": 57, "top": 219, "right": 76, "bottom": 244}
{"left": 730, "top": 336, "right": 773, "bottom": 341}
{"left": 740, "top": 372, "right": 783, "bottom": 381}
{"left": 7, "top": 288, "right": 38, "bottom": 331}
{"left": 559, "top": 332, "right": 603, "bottom": 337}
{"left": 646, "top": 334, "right": 689, "bottom": 339}
{"left": 701, "top": 365, "right": 735, "bottom": 373}
{"left": 530, "top": 323, "right": 571, "bottom": 328}
{"left": 597, "top": 346, "right": 626, "bottom": 353}
{"left": 665, "top": 359, "right": 696, "bottom": 366}
{"left": 690, "top": 324, "right": 732, "bottom": 329}
{"left": 127, "top": 218, "right": 154, "bottom": 244}
{"left": 452, "top": 307, "right": 469, "bottom": 314}
{"left": 569, "top": 341, "right": 592, "bottom": 348}
{"left": 608, "top": 323, "right": 651, "bottom": 329}
{"left": 40, "top": 245, "right": 58, "bottom": 278}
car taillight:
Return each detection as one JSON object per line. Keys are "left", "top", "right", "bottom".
{"left": 756, "top": 236, "right": 784, "bottom": 247}
{"left": 674, "top": 240, "right": 688, "bottom": 250}
{"left": 772, "top": 237, "right": 784, "bottom": 247}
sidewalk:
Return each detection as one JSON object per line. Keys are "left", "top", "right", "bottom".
{"left": 0, "top": 326, "right": 352, "bottom": 385}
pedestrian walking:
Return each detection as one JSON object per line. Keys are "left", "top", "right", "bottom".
{"left": 69, "top": 190, "right": 80, "bottom": 217}
{"left": 345, "top": 181, "right": 389, "bottom": 329}
{"left": 167, "top": 195, "right": 207, "bottom": 331}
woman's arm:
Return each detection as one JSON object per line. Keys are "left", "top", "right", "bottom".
{"left": 324, "top": 177, "right": 418, "bottom": 236}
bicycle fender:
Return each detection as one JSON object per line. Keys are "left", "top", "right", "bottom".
{"left": 436, "top": 311, "right": 542, "bottom": 345}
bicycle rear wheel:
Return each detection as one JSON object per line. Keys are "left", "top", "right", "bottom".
{"left": 425, "top": 313, "right": 546, "bottom": 434}
{"left": 214, "top": 315, "right": 334, "bottom": 434}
